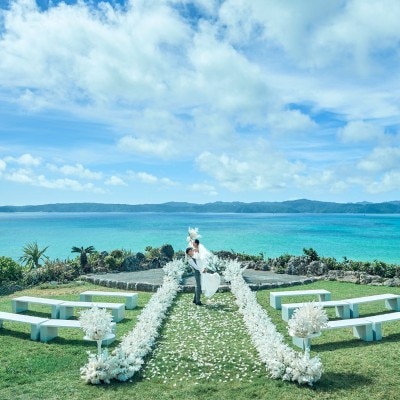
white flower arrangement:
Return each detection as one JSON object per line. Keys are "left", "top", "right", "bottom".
{"left": 81, "top": 259, "right": 185, "bottom": 384}
{"left": 79, "top": 306, "right": 114, "bottom": 356}
{"left": 226, "top": 261, "right": 324, "bottom": 386}
{"left": 287, "top": 302, "right": 328, "bottom": 338}
{"left": 79, "top": 306, "right": 114, "bottom": 341}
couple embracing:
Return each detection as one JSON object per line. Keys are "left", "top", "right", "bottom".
{"left": 186, "top": 227, "right": 220, "bottom": 305}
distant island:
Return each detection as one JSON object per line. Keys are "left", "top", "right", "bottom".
{"left": 1, "top": 199, "right": 400, "bottom": 213}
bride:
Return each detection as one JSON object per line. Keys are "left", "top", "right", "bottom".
{"left": 187, "top": 227, "right": 220, "bottom": 298}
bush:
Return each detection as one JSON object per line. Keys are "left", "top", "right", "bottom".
{"left": 22, "top": 259, "right": 79, "bottom": 286}
{"left": 145, "top": 246, "right": 161, "bottom": 260}
{"left": 160, "top": 244, "right": 174, "bottom": 260}
{"left": 303, "top": 248, "right": 320, "bottom": 261}
{"left": 320, "top": 257, "right": 340, "bottom": 270}
{"left": 0, "top": 256, "right": 24, "bottom": 284}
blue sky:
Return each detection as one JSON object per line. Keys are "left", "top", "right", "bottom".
{"left": 0, "top": 0, "right": 400, "bottom": 206}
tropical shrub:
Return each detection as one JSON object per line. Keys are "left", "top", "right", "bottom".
{"left": 144, "top": 246, "right": 161, "bottom": 260}
{"left": 22, "top": 259, "right": 79, "bottom": 285}
{"left": 160, "top": 244, "right": 174, "bottom": 260}
{"left": 303, "top": 247, "right": 319, "bottom": 262}
{"left": 0, "top": 256, "right": 24, "bottom": 284}
{"left": 19, "top": 241, "right": 49, "bottom": 269}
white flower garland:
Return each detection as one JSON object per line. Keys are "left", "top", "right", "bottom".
{"left": 223, "top": 259, "right": 324, "bottom": 386}
{"left": 80, "top": 259, "right": 186, "bottom": 384}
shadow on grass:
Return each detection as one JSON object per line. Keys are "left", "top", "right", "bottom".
{"left": 317, "top": 372, "right": 373, "bottom": 392}
{"left": 311, "top": 330, "right": 400, "bottom": 352}
{"left": 311, "top": 338, "right": 376, "bottom": 352}
{"left": 202, "top": 301, "right": 236, "bottom": 312}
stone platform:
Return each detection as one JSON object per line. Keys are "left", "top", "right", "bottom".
{"left": 81, "top": 268, "right": 314, "bottom": 292}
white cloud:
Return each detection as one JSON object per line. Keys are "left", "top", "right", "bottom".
{"left": 128, "top": 170, "right": 179, "bottom": 186}
{"left": 196, "top": 141, "right": 303, "bottom": 192}
{"left": 339, "top": 121, "right": 384, "bottom": 143}
{"left": 366, "top": 171, "right": 400, "bottom": 194}
{"left": 5, "top": 153, "right": 41, "bottom": 166}
{"left": 267, "top": 109, "right": 317, "bottom": 134}
{"left": 118, "top": 136, "right": 177, "bottom": 158}
{"left": 5, "top": 168, "right": 34, "bottom": 183}
{"left": 189, "top": 183, "right": 218, "bottom": 196}
{"left": 0, "top": 159, "right": 6, "bottom": 172}
{"left": 36, "top": 175, "right": 104, "bottom": 193}
{"left": 47, "top": 163, "right": 103, "bottom": 180}
{"left": 105, "top": 176, "right": 127, "bottom": 186}
{"left": 357, "top": 146, "right": 400, "bottom": 172}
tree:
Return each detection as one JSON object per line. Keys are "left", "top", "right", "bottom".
{"left": 71, "top": 245, "right": 96, "bottom": 271}
{"left": 19, "top": 241, "right": 49, "bottom": 269}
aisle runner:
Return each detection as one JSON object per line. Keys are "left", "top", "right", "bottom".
{"left": 142, "top": 293, "right": 264, "bottom": 383}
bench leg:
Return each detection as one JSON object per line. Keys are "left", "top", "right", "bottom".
{"left": 292, "top": 336, "right": 312, "bottom": 350}
{"left": 40, "top": 326, "right": 58, "bottom": 343}
{"left": 372, "top": 322, "right": 383, "bottom": 341}
{"left": 112, "top": 308, "right": 125, "bottom": 322}
{"left": 270, "top": 294, "right": 281, "bottom": 310}
{"left": 385, "top": 298, "right": 400, "bottom": 311}
{"left": 282, "top": 307, "right": 295, "bottom": 322}
{"left": 79, "top": 294, "right": 92, "bottom": 302}
{"left": 353, "top": 324, "right": 373, "bottom": 341}
{"left": 51, "top": 305, "right": 60, "bottom": 319}
{"left": 59, "top": 306, "right": 74, "bottom": 320}
{"left": 335, "top": 305, "right": 350, "bottom": 319}
{"left": 349, "top": 304, "right": 359, "bottom": 318}
{"left": 125, "top": 295, "right": 138, "bottom": 310}
{"left": 318, "top": 293, "right": 331, "bottom": 302}
{"left": 12, "top": 300, "right": 28, "bottom": 314}
{"left": 30, "top": 323, "right": 42, "bottom": 341}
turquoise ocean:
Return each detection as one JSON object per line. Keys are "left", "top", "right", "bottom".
{"left": 0, "top": 212, "right": 399, "bottom": 264}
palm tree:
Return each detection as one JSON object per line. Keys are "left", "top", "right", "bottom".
{"left": 19, "top": 241, "right": 49, "bottom": 269}
{"left": 71, "top": 245, "right": 96, "bottom": 271}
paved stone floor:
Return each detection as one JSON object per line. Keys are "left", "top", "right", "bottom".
{"left": 82, "top": 268, "right": 314, "bottom": 292}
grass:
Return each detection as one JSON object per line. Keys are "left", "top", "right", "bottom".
{"left": 1, "top": 280, "right": 400, "bottom": 399}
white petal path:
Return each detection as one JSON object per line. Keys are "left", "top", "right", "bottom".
{"left": 142, "top": 293, "right": 264, "bottom": 383}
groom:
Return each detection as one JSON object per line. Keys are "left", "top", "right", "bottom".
{"left": 186, "top": 247, "right": 204, "bottom": 306}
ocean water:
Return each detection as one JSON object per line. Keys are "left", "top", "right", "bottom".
{"left": 0, "top": 212, "right": 399, "bottom": 264}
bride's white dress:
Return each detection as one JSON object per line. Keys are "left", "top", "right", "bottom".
{"left": 201, "top": 272, "right": 221, "bottom": 298}
{"left": 193, "top": 243, "right": 221, "bottom": 298}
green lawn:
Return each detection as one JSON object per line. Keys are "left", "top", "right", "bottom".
{"left": 1, "top": 281, "right": 400, "bottom": 400}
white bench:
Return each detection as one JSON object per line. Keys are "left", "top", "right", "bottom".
{"left": 282, "top": 300, "right": 351, "bottom": 321}
{"left": 12, "top": 296, "right": 65, "bottom": 318}
{"left": 292, "top": 317, "right": 374, "bottom": 349}
{"left": 345, "top": 294, "right": 400, "bottom": 318}
{"left": 80, "top": 290, "right": 138, "bottom": 310}
{"left": 270, "top": 289, "right": 331, "bottom": 310}
{"left": 40, "top": 319, "right": 116, "bottom": 344}
{"left": 365, "top": 312, "right": 400, "bottom": 340}
{"left": 0, "top": 311, "right": 49, "bottom": 341}
{"left": 58, "top": 301, "right": 125, "bottom": 322}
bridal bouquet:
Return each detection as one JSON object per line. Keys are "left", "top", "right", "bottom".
{"left": 187, "top": 226, "right": 201, "bottom": 242}
{"left": 287, "top": 302, "right": 328, "bottom": 338}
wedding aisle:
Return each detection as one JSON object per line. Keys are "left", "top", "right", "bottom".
{"left": 141, "top": 292, "right": 264, "bottom": 384}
